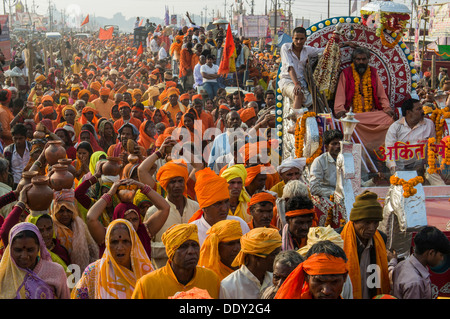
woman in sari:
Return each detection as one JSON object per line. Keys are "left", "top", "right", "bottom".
{"left": 50, "top": 189, "right": 100, "bottom": 273}
{"left": 0, "top": 222, "right": 70, "bottom": 299}
{"left": 77, "top": 130, "right": 103, "bottom": 152}
{"left": 73, "top": 141, "right": 94, "bottom": 182}
{"left": 86, "top": 178, "right": 170, "bottom": 259}
{"left": 71, "top": 219, "right": 153, "bottom": 299}
{"left": 54, "top": 127, "right": 77, "bottom": 160}
{"left": 97, "top": 119, "right": 117, "bottom": 153}
{"left": 137, "top": 120, "right": 157, "bottom": 154}
{"left": 27, "top": 213, "right": 71, "bottom": 271}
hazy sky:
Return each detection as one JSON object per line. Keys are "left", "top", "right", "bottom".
{"left": 22, "top": 0, "right": 450, "bottom": 24}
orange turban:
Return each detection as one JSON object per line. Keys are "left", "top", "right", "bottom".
{"left": 231, "top": 227, "right": 281, "bottom": 267}
{"left": 161, "top": 224, "right": 199, "bottom": 261}
{"left": 274, "top": 253, "right": 348, "bottom": 299}
{"left": 247, "top": 191, "right": 276, "bottom": 214}
{"left": 198, "top": 219, "right": 243, "bottom": 280}
{"left": 41, "top": 95, "right": 54, "bottom": 104}
{"left": 240, "top": 142, "right": 271, "bottom": 164}
{"left": 132, "top": 89, "right": 142, "bottom": 97}
{"left": 245, "top": 164, "right": 265, "bottom": 187}
{"left": 180, "top": 93, "right": 190, "bottom": 100}
{"left": 100, "top": 87, "right": 111, "bottom": 96}
{"left": 165, "top": 81, "right": 177, "bottom": 88}
{"left": 192, "top": 94, "right": 202, "bottom": 100}
{"left": 167, "top": 87, "right": 179, "bottom": 97}
{"left": 194, "top": 168, "right": 229, "bottom": 209}
{"left": 244, "top": 93, "right": 257, "bottom": 102}
{"left": 240, "top": 107, "right": 256, "bottom": 123}
{"left": 78, "top": 89, "right": 91, "bottom": 99}
{"left": 155, "top": 160, "right": 189, "bottom": 195}
{"left": 90, "top": 81, "right": 102, "bottom": 91}
{"left": 118, "top": 101, "right": 131, "bottom": 110}
{"left": 40, "top": 106, "right": 55, "bottom": 116}
{"left": 285, "top": 208, "right": 318, "bottom": 227}
{"left": 219, "top": 104, "right": 231, "bottom": 111}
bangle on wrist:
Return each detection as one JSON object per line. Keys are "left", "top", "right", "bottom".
{"left": 101, "top": 193, "right": 113, "bottom": 205}
{"left": 141, "top": 184, "right": 151, "bottom": 194}
{"left": 15, "top": 201, "right": 26, "bottom": 210}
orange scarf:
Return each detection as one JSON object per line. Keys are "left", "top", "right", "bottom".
{"left": 340, "top": 221, "right": 390, "bottom": 299}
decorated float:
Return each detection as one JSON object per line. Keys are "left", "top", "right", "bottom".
{"left": 274, "top": 0, "right": 450, "bottom": 298}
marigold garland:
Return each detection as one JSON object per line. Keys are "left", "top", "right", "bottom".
{"left": 351, "top": 63, "right": 373, "bottom": 113}
{"left": 430, "top": 107, "right": 450, "bottom": 143}
{"left": 380, "top": 28, "right": 402, "bottom": 49}
{"left": 427, "top": 137, "right": 438, "bottom": 174}
{"left": 294, "top": 112, "right": 317, "bottom": 159}
{"left": 390, "top": 175, "right": 424, "bottom": 198}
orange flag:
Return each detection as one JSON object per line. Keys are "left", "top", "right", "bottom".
{"left": 98, "top": 27, "right": 114, "bottom": 40}
{"left": 137, "top": 42, "right": 143, "bottom": 56}
{"left": 218, "top": 23, "right": 236, "bottom": 75}
{"left": 81, "top": 14, "right": 89, "bottom": 26}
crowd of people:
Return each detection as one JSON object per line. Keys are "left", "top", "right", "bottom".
{"left": 0, "top": 16, "right": 448, "bottom": 301}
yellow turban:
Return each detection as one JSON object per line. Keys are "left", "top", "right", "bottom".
{"left": 198, "top": 220, "right": 242, "bottom": 280}
{"left": 162, "top": 224, "right": 199, "bottom": 261}
{"left": 231, "top": 227, "right": 281, "bottom": 267}
{"left": 220, "top": 164, "right": 250, "bottom": 204}
{"left": 35, "top": 74, "right": 46, "bottom": 83}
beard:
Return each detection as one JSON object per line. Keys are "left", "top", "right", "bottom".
{"left": 355, "top": 63, "right": 368, "bottom": 75}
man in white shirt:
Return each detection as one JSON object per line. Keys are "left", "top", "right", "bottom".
{"left": 309, "top": 129, "right": 343, "bottom": 198}
{"left": 150, "top": 35, "right": 160, "bottom": 58}
{"left": 219, "top": 227, "right": 281, "bottom": 299}
{"left": 279, "top": 27, "right": 324, "bottom": 109}
{"left": 200, "top": 54, "right": 220, "bottom": 100}
{"left": 193, "top": 55, "right": 206, "bottom": 89}
{"left": 4, "top": 123, "right": 30, "bottom": 188}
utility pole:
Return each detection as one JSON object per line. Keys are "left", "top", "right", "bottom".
{"left": 251, "top": 0, "right": 254, "bottom": 15}
{"left": 224, "top": 0, "right": 227, "bottom": 19}
{"left": 328, "top": 0, "right": 330, "bottom": 19}
{"left": 203, "top": 6, "right": 208, "bottom": 25}
{"left": 274, "top": 0, "right": 277, "bottom": 39}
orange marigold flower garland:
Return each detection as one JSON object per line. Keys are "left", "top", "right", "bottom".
{"left": 351, "top": 63, "right": 373, "bottom": 113}
{"left": 294, "top": 112, "right": 319, "bottom": 162}
{"left": 427, "top": 137, "right": 438, "bottom": 174}
{"left": 390, "top": 175, "right": 424, "bottom": 198}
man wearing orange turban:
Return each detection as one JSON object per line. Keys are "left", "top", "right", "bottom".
{"left": 89, "top": 81, "right": 102, "bottom": 101}
{"left": 189, "top": 167, "right": 250, "bottom": 246}
{"left": 275, "top": 240, "right": 348, "bottom": 299}
{"left": 132, "top": 224, "right": 221, "bottom": 299}
{"left": 220, "top": 227, "right": 281, "bottom": 299}
{"left": 198, "top": 219, "right": 242, "bottom": 280}
{"left": 247, "top": 191, "right": 277, "bottom": 230}
{"left": 239, "top": 107, "right": 257, "bottom": 127}
{"left": 92, "top": 87, "right": 114, "bottom": 119}
{"left": 144, "top": 159, "right": 200, "bottom": 269}
{"left": 244, "top": 164, "right": 267, "bottom": 197}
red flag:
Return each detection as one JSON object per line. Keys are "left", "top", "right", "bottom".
{"left": 98, "top": 27, "right": 114, "bottom": 40}
{"left": 137, "top": 42, "right": 143, "bottom": 56}
{"left": 81, "top": 14, "right": 89, "bottom": 27}
{"left": 218, "top": 23, "right": 236, "bottom": 75}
